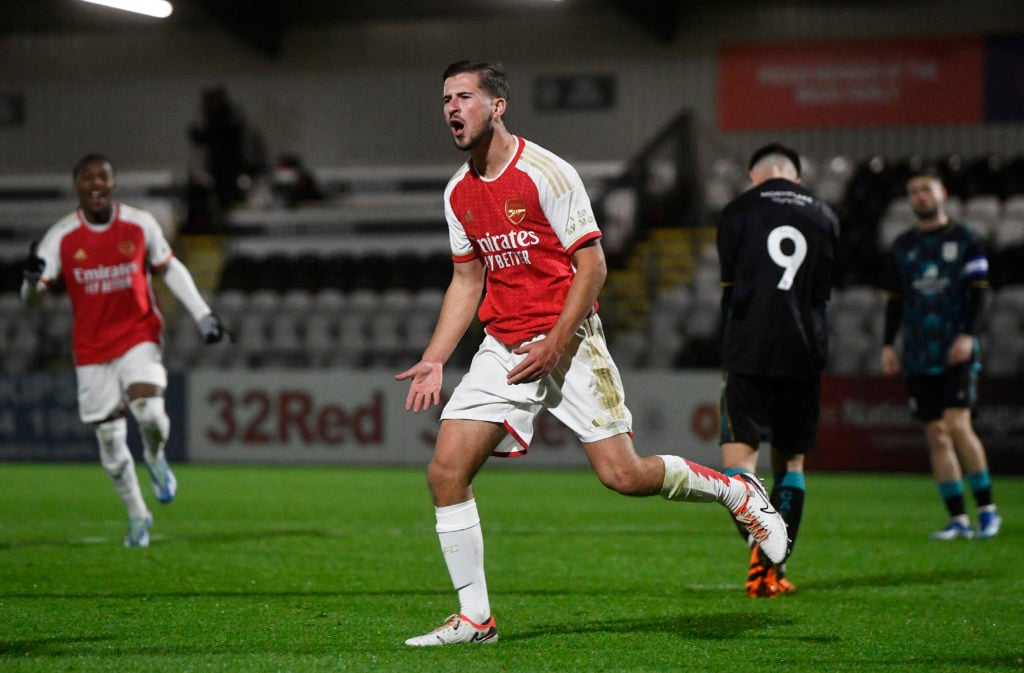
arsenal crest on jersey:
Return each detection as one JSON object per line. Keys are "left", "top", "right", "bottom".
{"left": 504, "top": 199, "right": 526, "bottom": 225}
{"left": 119, "top": 240, "right": 137, "bottom": 258}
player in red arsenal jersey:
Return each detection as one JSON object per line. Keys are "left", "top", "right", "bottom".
{"left": 21, "top": 154, "right": 227, "bottom": 548}
{"left": 396, "top": 61, "right": 789, "bottom": 646}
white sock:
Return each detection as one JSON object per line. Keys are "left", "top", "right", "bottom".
{"left": 129, "top": 397, "right": 170, "bottom": 465}
{"left": 435, "top": 499, "right": 490, "bottom": 623}
{"left": 659, "top": 455, "right": 747, "bottom": 510}
{"left": 96, "top": 418, "right": 149, "bottom": 520}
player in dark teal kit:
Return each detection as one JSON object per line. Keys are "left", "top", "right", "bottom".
{"left": 880, "top": 169, "right": 1001, "bottom": 541}
{"left": 717, "top": 143, "right": 840, "bottom": 597}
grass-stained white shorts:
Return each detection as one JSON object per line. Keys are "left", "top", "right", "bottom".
{"left": 75, "top": 341, "right": 167, "bottom": 424}
{"left": 441, "top": 314, "right": 632, "bottom": 456}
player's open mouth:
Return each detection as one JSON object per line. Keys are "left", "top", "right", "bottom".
{"left": 450, "top": 119, "right": 465, "bottom": 136}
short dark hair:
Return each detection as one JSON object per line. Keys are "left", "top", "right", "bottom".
{"left": 907, "top": 165, "right": 944, "bottom": 184}
{"left": 442, "top": 61, "right": 510, "bottom": 100}
{"left": 73, "top": 153, "right": 115, "bottom": 180}
{"left": 748, "top": 143, "right": 801, "bottom": 178}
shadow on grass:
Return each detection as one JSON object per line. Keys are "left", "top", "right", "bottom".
{"left": 0, "top": 635, "right": 114, "bottom": 656}
{"left": 801, "top": 567, "right": 996, "bottom": 590}
{"left": 513, "top": 611, "right": 831, "bottom": 642}
{"left": 0, "top": 527, "right": 342, "bottom": 550}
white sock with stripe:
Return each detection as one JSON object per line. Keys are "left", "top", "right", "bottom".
{"left": 659, "top": 455, "right": 747, "bottom": 510}
{"left": 435, "top": 499, "right": 490, "bottom": 624}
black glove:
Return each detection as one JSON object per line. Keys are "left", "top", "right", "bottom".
{"left": 23, "top": 240, "right": 45, "bottom": 283}
{"left": 197, "top": 313, "right": 226, "bottom": 344}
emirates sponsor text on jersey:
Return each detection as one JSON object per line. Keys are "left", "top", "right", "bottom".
{"left": 72, "top": 261, "right": 139, "bottom": 294}
{"left": 474, "top": 229, "right": 541, "bottom": 271}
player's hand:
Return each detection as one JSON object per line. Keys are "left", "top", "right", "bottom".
{"left": 198, "top": 313, "right": 227, "bottom": 344}
{"left": 23, "top": 240, "right": 45, "bottom": 283}
{"left": 880, "top": 345, "right": 900, "bottom": 376}
{"left": 947, "top": 334, "right": 974, "bottom": 366}
{"left": 508, "top": 335, "right": 560, "bottom": 385}
{"left": 395, "top": 360, "right": 443, "bottom": 412}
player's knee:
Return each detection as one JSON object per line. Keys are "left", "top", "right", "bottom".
{"left": 426, "top": 458, "right": 471, "bottom": 500}
{"left": 942, "top": 410, "right": 972, "bottom": 435}
{"left": 129, "top": 396, "right": 169, "bottom": 432}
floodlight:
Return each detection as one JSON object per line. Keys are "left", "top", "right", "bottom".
{"left": 78, "top": 0, "right": 173, "bottom": 19}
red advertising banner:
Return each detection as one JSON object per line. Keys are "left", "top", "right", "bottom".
{"left": 719, "top": 37, "right": 984, "bottom": 130}
{"left": 814, "top": 374, "right": 1023, "bottom": 473}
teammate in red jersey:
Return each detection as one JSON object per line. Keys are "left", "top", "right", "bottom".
{"left": 395, "top": 61, "right": 789, "bottom": 646}
{"left": 21, "top": 153, "right": 226, "bottom": 548}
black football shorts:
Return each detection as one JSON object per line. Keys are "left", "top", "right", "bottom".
{"left": 719, "top": 371, "right": 820, "bottom": 455}
{"left": 905, "top": 364, "right": 978, "bottom": 422}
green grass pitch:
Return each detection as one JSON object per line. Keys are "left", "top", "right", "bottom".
{"left": 1, "top": 463, "right": 1021, "bottom": 672}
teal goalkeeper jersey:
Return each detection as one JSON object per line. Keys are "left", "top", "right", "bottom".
{"left": 881, "top": 222, "right": 989, "bottom": 375}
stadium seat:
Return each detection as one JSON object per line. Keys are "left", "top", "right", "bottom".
{"left": 992, "top": 217, "right": 1024, "bottom": 251}
{"left": 1002, "top": 195, "right": 1024, "bottom": 220}
{"left": 964, "top": 194, "right": 1002, "bottom": 229}
{"left": 313, "top": 287, "right": 346, "bottom": 314}
{"left": 607, "top": 329, "right": 647, "bottom": 368}
{"left": 816, "top": 154, "right": 854, "bottom": 205}
{"left": 304, "top": 312, "right": 339, "bottom": 367}
{"left": 878, "top": 215, "right": 912, "bottom": 250}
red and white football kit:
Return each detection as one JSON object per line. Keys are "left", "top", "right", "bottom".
{"left": 440, "top": 137, "right": 632, "bottom": 454}
{"left": 36, "top": 203, "right": 172, "bottom": 365}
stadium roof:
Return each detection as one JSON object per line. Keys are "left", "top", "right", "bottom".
{"left": 1, "top": 0, "right": 691, "bottom": 55}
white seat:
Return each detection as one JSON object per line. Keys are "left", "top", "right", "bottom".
{"left": 653, "top": 284, "right": 694, "bottom": 315}
{"left": 839, "top": 285, "right": 882, "bottom": 314}
{"left": 248, "top": 289, "right": 280, "bottom": 315}
{"left": 313, "top": 288, "right": 347, "bottom": 315}
{"left": 992, "top": 217, "right": 1024, "bottom": 250}
{"left": 993, "top": 285, "right": 1024, "bottom": 312}
{"left": 883, "top": 197, "right": 913, "bottom": 222}
{"left": 644, "top": 331, "right": 684, "bottom": 368}
{"left": 403, "top": 312, "right": 436, "bottom": 348}
{"left": 704, "top": 178, "right": 735, "bottom": 212}
{"left": 829, "top": 330, "right": 873, "bottom": 374}
{"left": 1002, "top": 195, "right": 1024, "bottom": 219}
{"left": 280, "top": 289, "right": 314, "bottom": 315}
{"left": 683, "top": 305, "right": 719, "bottom": 340}
{"left": 964, "top": 194, "right": 1002, "bottom": 227}
{"left": 236, "top": 313, "right": 269, "bottom": 355}
{"left": 607, "top": 330, "right": 647, "bottom": 368}
{"left": 304, "top": 313, "right": 338, "bottom": 364}
{"left": 411, "top": 287, "right": 444, "bottom": 313}
{"left": 944, "top": 196, "right": 963, "bottom": 221}
{"left": 347, "top": 288, "right": 379, "bottom": 315}
{"left": 879, "top": 216, "right": 912, "bottom": 250}
{"left": 214, "top": 289, "right": 249, "bottom": 320}
{"left": 964, "top": 219, "right": 993, "bottom": 241}
{"left": 380, "top": 288, "right": 413, "bottom": 314}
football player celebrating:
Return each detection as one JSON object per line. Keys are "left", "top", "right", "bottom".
{"left": 396, "top": 61, "right": 788, "bottom": 646}
{"left": 21, "top": 153, "right": 226, "bottom": 548}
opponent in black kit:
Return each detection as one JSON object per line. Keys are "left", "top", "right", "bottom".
{"left": 717, "top": 143, "right": 839, "bottom": 597}
{"left": 879, "top": 169, "right": 1001, "bottom": 541}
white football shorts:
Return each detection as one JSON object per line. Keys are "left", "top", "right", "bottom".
{"left": 441, "top": 314, "right": 633, "bottom": 456}
{"left": 75, "top": 340, "right": 168, "bottom": 423}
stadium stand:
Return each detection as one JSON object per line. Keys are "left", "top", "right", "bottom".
{"left": 1, "top": 152, "right": 1022, "bottom": 374}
